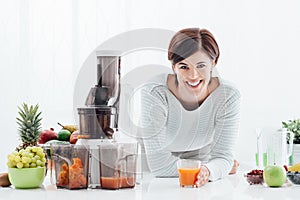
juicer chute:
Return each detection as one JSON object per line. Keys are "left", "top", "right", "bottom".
{"left": 85, "top": 50, "right": 121, "bottom": 109}
{"left": 78, "top": 50, "right": 121, "bottom": 140}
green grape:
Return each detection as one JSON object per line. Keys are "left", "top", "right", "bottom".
{"left": 36, "top": 159, "right": 42, "bottom": 166}
{"left": 36, "top": 147, "right": 43, "bottom": 153}
{"left": 12, "top": 151, "right": 18, "bottom": 156}
{"left": 8, "top": 162, "right": 15, "bottom": 168}
{"left": 21, "top": 151, "right": 29, "bottom": 157}
{"left": 28, "top": 153, "right": 34, "bottom": 158}
{"left": 31, "top": 157, "right": 37, "bottom": 163}
{"left": 23, "top": 156, "right": 31, "bottom": 164}
{"left": 36, "top": 151, "right": 45, "bottom": 158}
{"left": 19, "top": 149, "right": 25, "bottom": 154}
{"left": 10, "top": 160, "right": 16, "bottom": 166}
{"left": 14, "top": 155, "right": 21, "bottom": 163}
{"left": 30, "top": 163, "right": 37, "bottom": 168}
{"left": 16, "top": 162, "right": 23, "bottom": 168}
{"left": 34, "top": 155, "right": 41, "bottom": 160}
{"left": 24, "top": 163, "right": 30, "bottom": 168}
{"left": 31, "top": 146, "right": 38, "bottom": 152}
{"left": 8, "top": 154, "right": 15, "bottom": 162}
{"left": 21, "top": 156, "right": 28, "bottom": 164}
{"left": 41, "top": 158, "right": 46, "bottom": 163}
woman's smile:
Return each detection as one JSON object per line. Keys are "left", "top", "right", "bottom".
{"left": 186, "top": 80, "right": 202, "bottom": 88}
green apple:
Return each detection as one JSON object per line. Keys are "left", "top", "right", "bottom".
{"left": 57, "top": 129, "right": 71, "bottom": 141}
{"left": 263, "top": 165, "right": 286, "bottom": 187}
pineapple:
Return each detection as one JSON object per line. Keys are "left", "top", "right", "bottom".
{"left": 16, "top": 103, "right": 42, "bottom": 151}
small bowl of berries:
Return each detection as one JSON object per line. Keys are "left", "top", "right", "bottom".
{"left": 287, "top": 171, "right": 300, "bottom": 185}
{"left": 245, "top": 169, "right": 264, "bottom": 185}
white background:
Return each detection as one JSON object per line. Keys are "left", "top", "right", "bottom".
{"left": 1, "top": 0, "right": 300, "bottom": 172}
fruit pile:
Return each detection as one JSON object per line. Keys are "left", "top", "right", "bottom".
{"left": 1, "top": 103, "right": 45, "bottom": 188}
{"left": 11, "top": 103, "right": 46, "bottom": 168}
{"left": 2, "top": 103, "right": 81, "bottom": 188}
{"left": 7, "top": 146, "right": 46, "bottom": 168}
{"left": 245, "top": 169, "right": 264, "bottom": 185}
{"left": 38, "top": 122, "right": 79, "bottom": 145}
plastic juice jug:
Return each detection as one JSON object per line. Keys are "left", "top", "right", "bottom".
{"left": 98, "top": 142, "right": 137, "bottom": 189}
{"left": 267, "top": 128, "right": 294, "bottom": 166}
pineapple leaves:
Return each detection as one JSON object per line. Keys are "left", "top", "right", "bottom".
{"left": 16, "top": 103, "right": 42, "bottom": 148}
{"left": 22, "top": 103, "right": 29, "bottom": 115}
{"left": 17, "top": 109, "right": 26, "bottom": 120}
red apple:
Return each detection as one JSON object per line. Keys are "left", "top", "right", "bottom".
{"left": 38, "top": 128, "right": 57, "bottom": 144}
{"left": 70, "top": 130, "right": 79, "bottom": 144}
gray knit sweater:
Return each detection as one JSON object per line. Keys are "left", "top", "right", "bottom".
{"left": 134, "top": 73, "right": 241, "bottom": 181}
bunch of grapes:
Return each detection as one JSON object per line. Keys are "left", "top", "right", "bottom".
{"left": 7, "top": 146, "right": 46, "bottom": 168}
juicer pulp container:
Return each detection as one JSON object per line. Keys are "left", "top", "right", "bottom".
{"left": 51, "top": 144, "right": 89, "bottom": 190}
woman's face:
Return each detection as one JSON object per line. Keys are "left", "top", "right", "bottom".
{"left": 173, "top": 50, "right": 215, "bottom": 101}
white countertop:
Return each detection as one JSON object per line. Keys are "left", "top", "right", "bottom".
{"left": 1, "top": 170, "right": 300, "bottom": 200}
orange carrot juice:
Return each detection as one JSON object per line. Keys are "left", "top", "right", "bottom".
{"left": 178, "top": 168, "right": 200, "bottom": 187}
{"left": 100, "top": 177, "right": 136, "bottom": 189}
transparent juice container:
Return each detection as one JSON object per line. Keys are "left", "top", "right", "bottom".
{"left": 51, "top": 144, "right": 89, "bottom": 190}
{"left": 98, "top": 142, "right": 137, "bottom": 189}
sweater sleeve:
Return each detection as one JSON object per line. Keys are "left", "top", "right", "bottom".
{"left": 137, "top": 85, "right": 179, "bottom": 177}
{"left": 204, "top": 89, "right": 241, "bottom": 181}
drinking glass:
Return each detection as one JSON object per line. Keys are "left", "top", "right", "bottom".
{"left": 177, "top": 159, "right": 201, "bottom": 188}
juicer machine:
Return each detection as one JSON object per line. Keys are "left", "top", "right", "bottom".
{"left": 77, "top": 50, "right": 122, "bottom": 188}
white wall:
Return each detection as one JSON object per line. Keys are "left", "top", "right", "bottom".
{"left": 1, "top": 0, "right": 300, "bottom": 171}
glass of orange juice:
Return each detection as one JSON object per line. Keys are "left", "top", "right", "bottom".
{"left": 177, "top": 159, "right": 201, "bottom": 188}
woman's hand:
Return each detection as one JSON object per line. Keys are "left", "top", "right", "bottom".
{"left": 196, "top": 165, "right": 210, "bottom": 187}
{"left": 229, "top": 159, "right": 239, "bottom": 175}
{"left": 195, "top": 159, "right": 239, "bottom": 187}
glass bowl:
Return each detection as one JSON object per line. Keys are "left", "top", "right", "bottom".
{"left": 245, "top": 169, "right": 264, "bottom": 185}
{"left": 287, "top": 171, "right": 300, "bottom": 184}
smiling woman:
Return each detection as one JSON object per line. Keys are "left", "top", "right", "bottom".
{"left": 134, "top": 28, "right": 241, "bottom": 187}
{"left": 167, "top": 28, "right": 220, "bottom": 111}
{"left": 169, "top": 50, "right": 218, "bottom": 110}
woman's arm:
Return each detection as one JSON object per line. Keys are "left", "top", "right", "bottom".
{"left": 204, "top": 89, "right": 241, "bottom": 181}
{"left": 136, "top": 85, "right": 179, "bottom": 177}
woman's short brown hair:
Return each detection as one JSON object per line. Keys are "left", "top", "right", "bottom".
{"left": 168, "top": 28, "right": 220, "bottom": 65}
